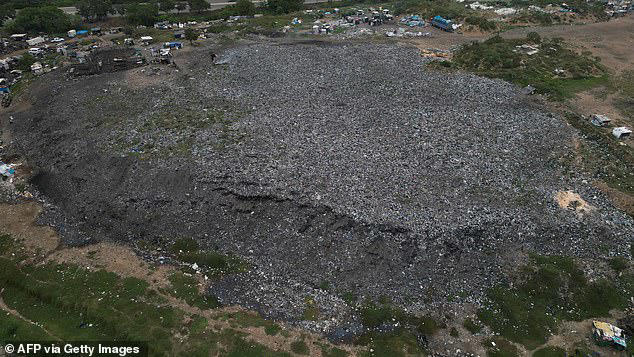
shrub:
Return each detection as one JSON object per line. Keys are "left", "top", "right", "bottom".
{"left": 526, "top": 31, "right": 541, "bottom": 43}
{"left": 234, "top": 0, "right": 256, "bottom": 16}
{"left": 266, "top": 0, "right": 303, "bottom": 14}
{"left": 4, "top": 6, "right": 72, "bottom": 34}
{"left": 290, "top": 339, "right": 309, "bottom": 355}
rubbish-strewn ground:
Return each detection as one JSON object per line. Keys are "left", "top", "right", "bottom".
{"left": 4, "top": 36, "right": 632, "bottom": 338}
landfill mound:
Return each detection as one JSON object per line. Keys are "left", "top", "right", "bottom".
{"left": 7, "top": 40, "right": 633, "bottom": 333}
{"left": 71, "top": 47, "right": 144, "bottom": 76}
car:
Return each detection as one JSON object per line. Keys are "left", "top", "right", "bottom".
{"left": 50, "top": 37, "right": 65, "bottom": 43}
{"left": 28, "top": 48, "right": 43, "bottom": 55}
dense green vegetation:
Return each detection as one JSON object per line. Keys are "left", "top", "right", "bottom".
{"left": 478, "top": 255, "right": 633, "bottom": 350}
{"left": 3, "top": 6, "right": 79, "bottom": 34}
{"left": 169, "top": 237, "right": 249, "bottom": 275}
{"left": 0, "top": 234, "right": 297, "bottom": 356}
{"left": 444, "top": 34, "right": 608, "bottom": 100}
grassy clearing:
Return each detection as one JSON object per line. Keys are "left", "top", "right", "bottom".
{"left": 612, "top": 70, "right": 634, "bottom": 121}
{"left": 322, "top": 345, "right": 349, "bottom": 357}
{"left": 561, "top": 111, "right": 634, "bottom": 198}
{"left": 0, "top": 235, "right": 295, "bottom": 356}
{"left": 164, "top": 271, "right": 220, "bottom": 309}
{"left": 359, "top": 302, "right": 441, "bottom": 335}
{"left": 290, "top": 339, "right": 310, "bottom": 355}
{"left": 478, "top": 255, "right": 633, "bottom": 350}
{"left": 463, "top": 318, "right": 483, "bottom": 334}
{"left": 169, "top": 237, "right": 249, "bottom": 275}
{"left": 356, "top": 330, "right": 426, "bottom": 357}
{"left": 436, "top": 34, "right": 607, "bottom": 101}
{"left": 218, "top": 311, "right": 282, "bottom": 336}
{"left": 348, "top": 301, "right": 444, "bottom": 356}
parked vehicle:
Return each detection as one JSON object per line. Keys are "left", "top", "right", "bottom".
{"left": 431, "top": 15, "right": 454, "bottom": 32}
{"left": 28, "top": 48, "right": 43, "bottom": 56}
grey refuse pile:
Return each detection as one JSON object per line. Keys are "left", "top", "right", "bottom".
{"left": 6, "top": 39, "right": 633, "bottom": 336}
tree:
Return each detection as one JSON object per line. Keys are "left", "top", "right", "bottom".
{"left": 188, "top": 0, "right": 210, "bottom": 13}
{"left": 0, "top": 4, "right": 16, "bottom": 27}
{"left": 184, "top": 27, "right": 197, "bottom": 45}
{"left": 233, "top": 0, "right": 255, "bottom": 16}
{"left": 125, "top": 3, "right": 158, "bottom": 26}
{"left": 17, "top": 53, "right": 36, "bottom": 71}
{"left": 527, "top": 31, "right": 541, "bottom": 44}
{"left": 175, "top": 2, "right": 186, "bottom": 12}
{"left": 5, "top": 6, "right": 72, "bottom": 34}
{"left": 158, "top": 0, "right": 176, "bottom": 12}
{"left": 266, "top": 0, "right": 302, "bottom": 14}
{"left": 111, "top": 4, "right": 126, "bottom": 16}
{"left": 77, "top": 0, "right": 112, "bottom": 21}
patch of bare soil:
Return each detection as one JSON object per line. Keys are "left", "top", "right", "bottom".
{"left": 555, "top": 190, "right": 596, "bottom": 216}
{"left": 537, "top": 313, "right": 628, "bottom": 357}
{"left": 595, "top": 181, "right": 634, "bottom": 217}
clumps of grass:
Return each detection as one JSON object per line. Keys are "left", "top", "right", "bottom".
{"left": 351, "top": 301, "right": 441, "bottom": 356}
{"left": 0, "top": 236, "right": 294, "bottom": 357}
{"left": 612, "top": 70, "right": 634, "bottom": 119}
{"left": 165, "top": 271, "right": 220, "bottom": 309}
{"left": 393, "top": 0, "right": 467, "bottom": 19}
{"left": 465, "top": 15, "right": 497, "bottom": 31}
{"left": 341, "top": 291, "right": 357, "bottom": 305}
{"left": 484, "top": 337, "right": 520, "bottom": 357}
{"left": 0, "top": 248, "right": 181, "bottom": 354}
{"left": 608, "top": 256, "right": 629, "bottom": 273}
{"left": 511, "top": 9, "right": 559, "bottom": 25}
{"left": 321, "top": 346, "right": 349, "bottom": 357}
{"left": 533, "top": 346, "right": 566, "bottom": 357}
{"left": 463, "top": 318, "right": 483, "bottom": 334}
{"left": 169, "top": 237, "right": 248, "bottom": 274}
{"left": 357, "top": 330, "right": 426, "bottom": 357}
{"left": 290, "top": 339, "right": 310, "bottom": 355}
{"left": 561, "top": 111, "right": 634, "bottom": 199}
{"left": 144, "top": 108, "right": 224, "bottom": 131}
{"left": 220, "top": 311, "right": 282, "bottom": 336}
{"left": 439, "top": 34, "right": 607, "bottom": 101}
{"left": 302, "top": 297, "right": 319, "bottom": 321}
{"left": 478, "top": 255, "right": 632, "bottom": 350}
{"left": 359, "top": 301, "right": 441, "bottom": 336}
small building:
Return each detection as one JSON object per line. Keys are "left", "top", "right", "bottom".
{"left": 590, "top": 114, "right": 611, "bottom": 127}
{"left": 68, "top": 30, "right": 77, "bottom": 38}
{"left": 26, "top": 37, "right": 45, "bottom": 46}
{"left": 10, "top": 34, "right": 27, "bottom": 41}
{"left": 76, "top": 30, "right": 89, "bottom": 36}
{"left": 90, "top": 27, "right": 101, "bottom": 35}
{"left": 140, "top": 36, "right": 153, "bottom": 45}
{"left": 174, "top": 31, "right": 185, "bottom": 39}
{"left": 592, "top": 321, "right": 627, "bottom": 350}
{"left": 612, "top": 127, "right": 632, "bottom": 139}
